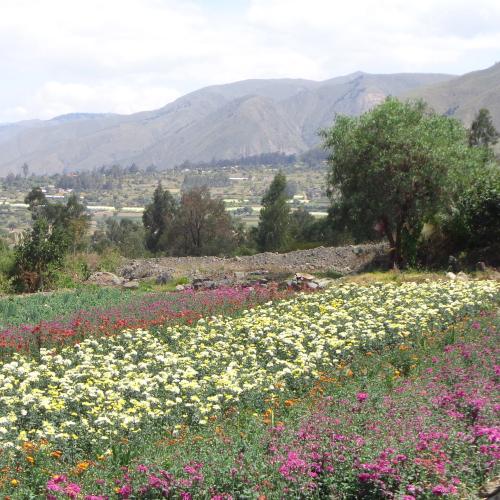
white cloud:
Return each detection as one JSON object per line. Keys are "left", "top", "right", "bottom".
{"left": 1, "top": 0, "right": 499, "bottom": 122}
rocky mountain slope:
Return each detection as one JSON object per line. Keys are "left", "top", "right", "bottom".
{"left": 0, "top": 72, "right": 454, "bottom": 175}
{"left": 407, "top": 62, "right": 500, "bottom": 129}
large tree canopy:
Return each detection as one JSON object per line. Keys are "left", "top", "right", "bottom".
{"left": 321, "top": 97, "right": 480, "bottom": 267}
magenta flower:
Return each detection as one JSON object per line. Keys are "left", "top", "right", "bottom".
{"left": 356, "top": 392, "right": 368, "bottom": 402}
{"left": 65, "top": 483, "right": 82, "bottom": 499}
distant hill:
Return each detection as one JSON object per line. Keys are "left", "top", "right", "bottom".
{"left": 407, "top": 63, "right": 500, "bottom": 153}
{"left": 0, "top": 71, "right": 457, "bottom": 175}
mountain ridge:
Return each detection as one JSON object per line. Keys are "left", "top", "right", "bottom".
{"left": 4, "top": 67, "right": 495, "bottom": 176}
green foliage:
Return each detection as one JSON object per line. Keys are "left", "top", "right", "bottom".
{"left": 426, "top": 162, "right": 500, "bottom": 266}
{"left": 171, "top": 187, "right": 237, "bottom": 256}
{"left": 93, "top": 218, "right": 146, "bottom": 258}
{"left": 321, "top": 97, "right": 479, "bottom": 267}
{"left": 95, "top": 248, "right": 123, "bottom": 273}
{"left": 256, "top": 172, "right": 291, "bottom": 251}
{"left": 12, "top": 218, "right": 69, "bottom": 292}
{"left": 142, "top": 182, "right": 178, "bottom": 253}
{"left": 468, "top": 108, "right": 499, "bottom": 148}
{"left": 25, "top": 188, "right": 90, "bottom": 252}
{"left": 0, "top": 238, "right": 14, "bottom": 294}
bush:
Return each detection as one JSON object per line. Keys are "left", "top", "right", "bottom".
{"left": 419, "top": 164, "right": 500, "bottom": 267}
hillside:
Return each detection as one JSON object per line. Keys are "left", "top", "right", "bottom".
{"left": 408, "top": 62, "right": 500, "bottom": 134}
{"left": 0, "top": 72, "right": 453, "bottom": 175}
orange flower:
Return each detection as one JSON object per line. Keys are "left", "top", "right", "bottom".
{"left": 26, "top": 456, "right": 35, "bottom": 465}
{"left": 284, "top": 399, "right": 297, "bottom": 408}
{"left": 74, "top": 460, "right": 92, "bottom": 474}
{"left": 22, "top": 442, "right": 36, "bottom": 453}
{"left": 51, "top": 450, "right": 62, "bottom": 459}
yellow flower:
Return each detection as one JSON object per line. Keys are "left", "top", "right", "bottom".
{"left": 10, "top": 479, "right": 19, "bottom": 487}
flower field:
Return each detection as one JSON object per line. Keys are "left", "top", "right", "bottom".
{"left": 0, "top": 286, "right": 287, "bottom": 356}
{"left": 0, "top": 280, "right": 498, "bottom": 498}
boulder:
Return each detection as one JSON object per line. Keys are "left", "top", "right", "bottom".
{"left": 156, "top": 272, "right": 173, "bottom": 285}
{"left": 446, "top": 272, "right": 457, "bottom": 281}
{"left": 175, "top": 284, "right": 185, "bottom": 291}
{"left": 87, "top": 272, "right": 125, "bottom": 286}
{"left": 122, "top": 280, "right": 139, "bottom": 290}
{"left": 315, "top": 278, "right": 334, "bottom": 289}
{"left": 456, "top": 272, "right": 470, "bottom": 281}
{"left": 305, "top": 281, "right": 319, "bottom": 290}
{"left": 295, "top": 272, "right": 316, "bottom": 281}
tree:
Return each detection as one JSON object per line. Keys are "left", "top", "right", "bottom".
{"left": 171, "top": 187, "right": 236, "bottom": 256}
{"left": 256, "top": 172, "right": 291, "bottom": 252}
{"left": 22, "top": 162, "right": 29, "bottom": 178}
{"left": 93, "top": 218, "right": 146, "bottom": 258}
{"left": 25, "top": 189, "right": 90, "bottom": 252}
{"left": 468, "top": 108, "right": 499, "bottom": 148}
{"left": 321, "top": 97, "right": 476, "bottom": 267}
{"left": 142, "top": 182, "right": 177, "bottom": 253}
{"left": 289, "top": 207, "right": 316, "bottom": 243}
{"left": 13, "top": 218, "right": 69, "bottom": 292}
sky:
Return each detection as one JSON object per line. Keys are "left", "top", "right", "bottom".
{"left": 1, "top": 0, "right": 500, "bottom": 123}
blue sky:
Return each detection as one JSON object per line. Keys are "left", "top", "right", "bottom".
{"left": 1, "top": 0, "right": 499, "bottom": 123}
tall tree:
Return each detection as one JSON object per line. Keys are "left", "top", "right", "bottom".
{"left": 468, "top": 108, "right": 499, "bottom": 148}
{"left": 172, "top": 187, "right": 236, "bottom": 256}
{"left": 321, "top": 97, "right": 477, "bottom": 267}
{"left": 142, "top": 182, "right": 178, "bottom": 253}
{"left": 21, "top": 162, "right": 29, "bottom": 178}
{"left": 256, "top": 172, "right": 291, "bottom": 252}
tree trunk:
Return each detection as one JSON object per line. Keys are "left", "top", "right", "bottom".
{"left": 380, "top": 216, "right": 398, "bottom": 269}
{"left": 393, "top": 222, "right": 403, "bottom": 270}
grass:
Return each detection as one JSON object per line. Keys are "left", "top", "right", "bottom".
{"left": 0, "top": 286, "right": 142, "bottom": 329}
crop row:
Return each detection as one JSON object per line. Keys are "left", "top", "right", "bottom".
{"left": 0, "top": 280, "right": 497, "bottom": 455}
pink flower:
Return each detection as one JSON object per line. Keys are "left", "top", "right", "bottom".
{"left": 356, "top": 392, "right": 368, "bottom": 403}
{"left": 65, "top": 483, "right": 81, "bottom": 499}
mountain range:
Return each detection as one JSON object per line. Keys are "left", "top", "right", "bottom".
{"left": 1, "top": 63, "right": 499, "bottom": 176}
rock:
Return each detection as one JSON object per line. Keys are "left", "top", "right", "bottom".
{"left": 87, "top": 272, "right": 125, "bottom": 286}
{"left": 305, "top": 281, "right": 319, "bottom": 290}
{"left": 234, "top": 271, "right": 246, "bottom": 280}
{"left": 353, "top": 246, "right": 363, "bottom": 255}
{"left": 175, "top": 284, "right": 185, "bottom": 291}
{"left": 446, "top": 272, "right": 457, "bottom": 281}
{"left": 192, "top": 278, "right": 216, "bottom": 290}
{"left": 456, "top": 271, "right": 470, "bottom": 281}
{"left": 122, "top": 280, "right": 139, "bottom": 290}
{"left": 315, "top": 278, "right": 334, "bottom": 289}
{"left": 295, "top": 273, "right": 316, "bottom": 281}
{"left": 156, "top": 272, "right": 173, "bottom": 285}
